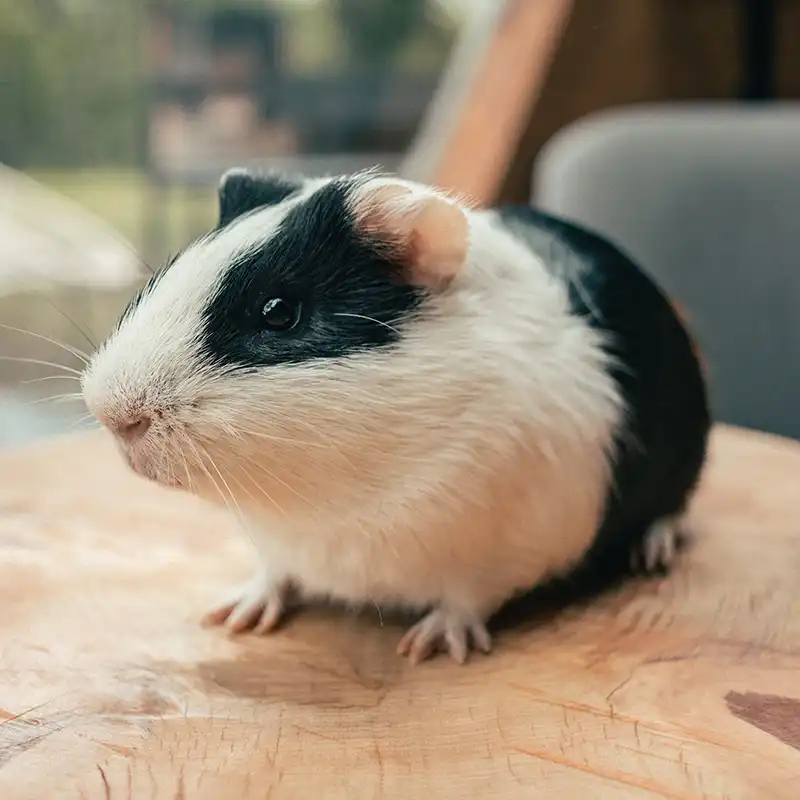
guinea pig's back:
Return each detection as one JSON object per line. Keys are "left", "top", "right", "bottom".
{"left": 493, "top": 205, "right": 711, "bottom": 576}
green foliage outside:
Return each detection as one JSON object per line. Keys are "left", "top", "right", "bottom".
{"left": 0, "top": 0, "right": 457, "bottom": 171}
{"left": 0, "top": 0, "right": 145, "bottom": 168}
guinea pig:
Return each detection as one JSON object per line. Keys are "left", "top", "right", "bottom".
{"left": 81, "top": 168, "right": 710, "bottom": 664}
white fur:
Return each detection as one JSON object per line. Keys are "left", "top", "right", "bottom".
{"left": 82, "top": 175, "right": 624, "bottom": 648}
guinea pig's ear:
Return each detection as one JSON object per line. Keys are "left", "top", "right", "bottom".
{"left": 350, "top": 180, "right": 469, "bottom": 292}
{"left": 217, "top": 168, "right": 303, "bottom": 227}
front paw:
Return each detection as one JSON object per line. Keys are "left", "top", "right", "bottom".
{"left": 630, "top": 517, "right": 682, "bottom": 575}
{"left": 202, "top": 572, "right": 294, "bottom": 635}
{"left": 397, "top": 607, "right": 492, "bottom": 665}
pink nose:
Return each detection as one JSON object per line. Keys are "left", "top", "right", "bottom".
{"left": 115, "top": 415, "right": 152, "bottom": 442}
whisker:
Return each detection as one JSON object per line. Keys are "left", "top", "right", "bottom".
{"left": 185, "top": 438, "right": 253, "bottom": 545}
{"left": 22, "top": 392, "right": 84, "bottom": 408}
{"left": 22, "top": 374, "right": 81, "bottom": 385}
{"left": 262, "top": 413, "right": 362, "bottom": 473}
{"left": 333, "top": 313, "right": 400, "bottom": 334}
{"left": 0, "top": 323, "right": 89, "bottom": 364}
{"left": 370, "top": 596, "right": 384, "bottom": 627}
{"left": 227, "top": 427, "right": 331, "bottom": 450}
{"left": 224, "top": 411, "right": 359, "bottom": 472}
{"left": 233, "top": 462, "right": 290, "bottom": 520}
{"left": 179, "top": 447, "right": 195, "bottom": 494}
{"left": 185, "top": 438, "right": 232, "bottom": 509}
{"left": 228, "top": 469, "right": 289, "bottom": 522}
{"left": 0, "top": 356, "right": 82, "bottom": 376}
{"left": 166, "top": 446, "right": 177, "bottom": 488}
{"left": 68, "top": 413, "right": 98, "bottom": 432}
{"left": 550, "top": 239, "right": 603, "bottom": 326}
{"left": 203, "top": 448, "right": 244, "bottom": 518}
{"left": 235, "top": 450, "right": 323, "bottom": 515}
{"left": 235, "top": 442, "right": 388, "bottom": 558}
{"left": 43, "top": 297, "right": 99, "bottom": 352}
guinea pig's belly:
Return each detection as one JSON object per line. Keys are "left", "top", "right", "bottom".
{"left": 256, "top": 476, "right": 607, "bottom": 611}
{"left": 258, "top": 528, "right": 449, "bottom": 608}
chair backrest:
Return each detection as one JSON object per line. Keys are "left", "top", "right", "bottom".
{"left": 532, "top": 103, "right": 800, "bottom": 439}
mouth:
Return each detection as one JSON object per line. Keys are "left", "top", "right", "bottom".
{"left": 116, "top": 440, "right": 184, "bottom": 489}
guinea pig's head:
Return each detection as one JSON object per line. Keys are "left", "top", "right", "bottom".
{"left": 81, "top": 169, "right": 475, "bottom": 510}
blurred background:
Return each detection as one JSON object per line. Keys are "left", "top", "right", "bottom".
{"left": 0, "top": 0, "right": 466, "bottom": 444}
{"left": 0, "top": 0, "right": 797, "bottom": 446}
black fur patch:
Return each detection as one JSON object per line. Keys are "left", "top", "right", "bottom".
{"left": 492, "top": 206, "right": 711, "bottom": 625}
{"left": 201, "top": 178, "right": 425, "bottom": 369}
{"left": 218, "top": 168, "right": 304, "bottom": 227}
{"left": 118, "top": 167, "right": 301, "bottom": 331}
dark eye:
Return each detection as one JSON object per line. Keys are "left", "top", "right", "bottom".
{"left": 261, "top": 297, "right": 301, "bottom": 332}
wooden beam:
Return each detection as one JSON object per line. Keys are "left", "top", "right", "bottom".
{"left": 407, "top": 0, "right": 573, "bottom": 206}
{"left": 401, "top": 1, "right": 507, "bottom": 185}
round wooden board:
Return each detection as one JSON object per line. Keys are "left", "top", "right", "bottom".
{"left": 1, "top": 425, "right": 799, "bottom": 799}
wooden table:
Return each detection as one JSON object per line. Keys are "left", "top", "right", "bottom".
{"left": 1, "top": 426, "right": 798, "bottom": 799}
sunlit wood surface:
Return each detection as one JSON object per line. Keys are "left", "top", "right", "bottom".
{"left": 1, "top": 425, "right": 799, "bottom": 799}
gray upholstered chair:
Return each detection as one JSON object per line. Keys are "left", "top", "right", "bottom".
{"left": 532, "top": 104, "right": 800, "bottom": 439}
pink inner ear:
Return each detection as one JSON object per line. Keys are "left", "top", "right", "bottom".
{"left": 354, "top": 183, "right": 469, "bottom": 290}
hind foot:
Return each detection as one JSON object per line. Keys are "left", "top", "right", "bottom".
{"left": 631, "top": 519, "right": 681, "bottom": 574}
{"left": 397, "top": 607, "right": 492, "bottom": 665}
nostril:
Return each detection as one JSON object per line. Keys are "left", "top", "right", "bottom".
{"left": 117, "top": 415, "right": 152, "bottom": 442}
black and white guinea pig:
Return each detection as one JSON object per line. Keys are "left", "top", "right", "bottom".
{"left": 81, "top": 169, "right": 710, "bottom": 664}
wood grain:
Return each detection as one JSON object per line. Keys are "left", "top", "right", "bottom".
{"left": 1, "top": 426, "right": 799, "bottom": 798}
